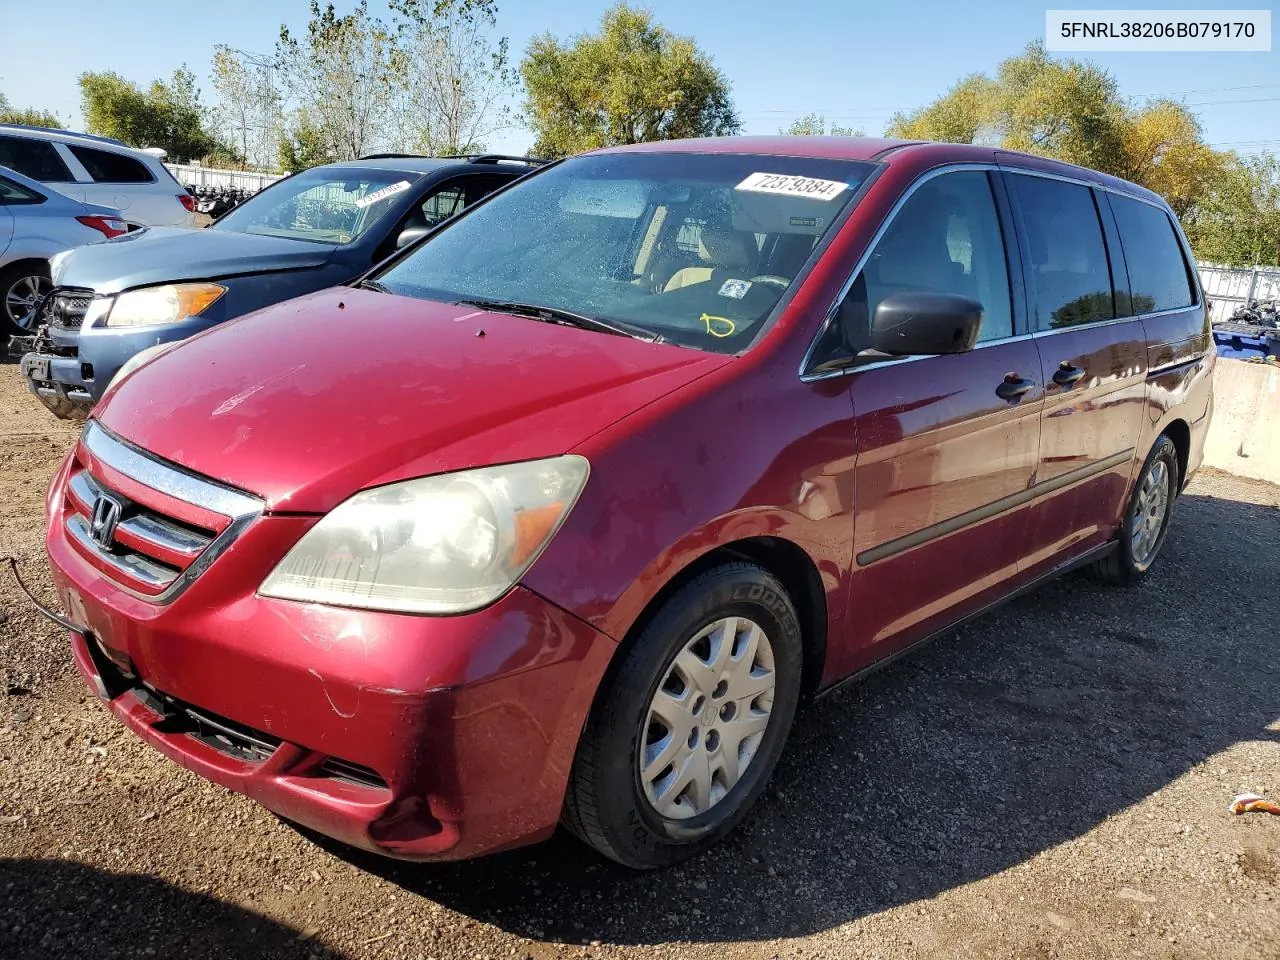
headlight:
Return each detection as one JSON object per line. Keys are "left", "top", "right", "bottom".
{"left": 259, "top": 456, "right": 590, "bottom": 614}
{"left": 103, "top": 283, "right": 225, "bottom": 328}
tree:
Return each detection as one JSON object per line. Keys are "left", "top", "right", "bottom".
{"left": 883, "top": 41, "right": 1278, "bottom": 252}
{"left": 779, "top": 113, "right": 862, "bottom": 137}
{"left": 390, "top": 0, "right": 517, "bottom": 156}
{"left": 0, "top": 87, "right": 62, "bottom": 128}
{"left": 275, "top": 0, "right": 406, "bottom": 161}
{"left": 1115, "top": 100, "right": 1224, "bottom": 219}
{"left": 212, "top": 47, "right": 282, "bottom": 170}
{"left": 521, "top": 3, "right": 740, "bottom": 158}
{"left": 1185, "top": 154, "right": 1280, "bottom": 266}
{"left": 887, "top": 74, "right": 999, "bottom": 144}
{"left": 0, "top": 105, "right": 62, "bottom": 128}
{"left": 279, "top": 108, "right": 339, "bottom": 173}
{"left": 79, "top": 68, "right": 222, "bottom": 162}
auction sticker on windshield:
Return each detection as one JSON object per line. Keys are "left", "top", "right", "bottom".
{"left": 736, "top": 172, "right": 849, "bottom": 201}
{"left": 355, "top": 180, "right": 412, "bottom": 208}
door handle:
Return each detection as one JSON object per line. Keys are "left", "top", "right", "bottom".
{"left": 1052, "top": 362, "right": 1086, "bottom": 387}
{"left": 996, "top": 374, "right": 1036, "bottom": 402}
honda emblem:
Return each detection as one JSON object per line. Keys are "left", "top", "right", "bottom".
{"left": 89, "top": 494, "right": 123, "bottom": 549}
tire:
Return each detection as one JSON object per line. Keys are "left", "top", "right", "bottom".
{"left": 1093, "top": 434, "right": 1179, "bottom": 585}
{"left": 0, "top": 261, "right": 51, "bottom": 337}
{"left": 564, "top": 562, "right": 803, "bottom": 868}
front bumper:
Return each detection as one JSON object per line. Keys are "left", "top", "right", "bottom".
{"left": 44, "top": 452, "right": 616, "bottom": 860}
{"left": 23, "top": 311, "right": 223, "bottom": 406}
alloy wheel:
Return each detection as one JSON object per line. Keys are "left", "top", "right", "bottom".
{"left": 639, "top": 616, "right": 776, "bottom": 820}
{"left": 4, "top": 274, "right": 51, "bottom": 330}
{"left": 1131, "top": 458, "right": 1171, "bottom": 568}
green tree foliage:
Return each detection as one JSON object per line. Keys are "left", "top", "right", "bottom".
{"left": 278, "top": 108, "right": 339, "bottom": 173}
{"left": 1185, "top": 154, "right": 1280, "bottom": 267}
{"left": 521, "top": 3, "right": 740, "bottom": 158}
{"left": 78, "top": 68, "right": 222, "bottom": 162}
{"left": 887, "top": 41, "right": 1280, "bottom": 264}
{"left": 275, "top": 1, "right": 406, "bottom": 161}
{"left": 888, "top": 74, "right": 998, "bottom": 145}
{"left": 0, "top": 106, "right": 62, "bottom": 128}
{"left": 779, "top": 113, "right": 862, "bottom": 137}
{"left": 0, "top": 87, "right": 62, "bottom": 128}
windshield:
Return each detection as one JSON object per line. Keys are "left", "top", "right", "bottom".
{"left": 213, "top": 168, "right": 421, "bottom": 244}
{"left": 374, "top": 153, "right": 876, "bottom": 353}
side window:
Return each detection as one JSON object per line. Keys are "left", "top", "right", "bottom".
{"left": 464, "top": 175, "right": 512, "bottom": 206}
{"left": 419, "top": 184, "right": 466, "bottom": 227}
{"left": 0, "top": 136, "right": 74, "bottom": 182}
{"left": 1109, "top": 194, "right": 1195, "bottom": 315}
{"left": 0, "top": 174, "right": 45, "bottom": 205}
{"left": 67, "top": 145, "right": 154, "bottom": 184}
{"left": 1009, "top": 174, "right": 1115, "bottom": 330}
{"left": 860, "top": 170, "right": 1013, "bottom": 344}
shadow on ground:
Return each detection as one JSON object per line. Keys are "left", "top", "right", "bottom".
{"left": 315, "top": 490, "right": 1280, "bottom": 945}
{"left": 0, "top": 858, "right": 334, "bottom": 960}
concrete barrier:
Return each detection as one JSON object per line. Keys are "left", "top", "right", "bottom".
{"left": 1203, "top": 357, "right": 1280, "bottom": 484}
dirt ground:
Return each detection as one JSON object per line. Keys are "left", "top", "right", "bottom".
{"left": 0, "top": 360, "right": 1277, "bottom": 960}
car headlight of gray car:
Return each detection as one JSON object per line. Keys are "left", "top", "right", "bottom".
{"left": 97, "top": 283, "right": 226, "bottom": 328}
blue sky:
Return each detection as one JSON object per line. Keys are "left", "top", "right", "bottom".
{"left": 2, "top": 0, "right": 1276, "bottom": 156}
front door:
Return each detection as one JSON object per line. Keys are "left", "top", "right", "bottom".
{"left": 1001, "top": 170, "right": 1147, "bottom": 572}
{"left": 822, "top": 168, "right": 1046, "bottom": 675}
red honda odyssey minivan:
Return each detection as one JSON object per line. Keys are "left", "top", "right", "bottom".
{"left": 37, "top": 137, "right": 1212, "bottom": 868}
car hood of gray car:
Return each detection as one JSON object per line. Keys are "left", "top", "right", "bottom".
{"left": 51, "top": 227, "right": 335, "bottom": 294}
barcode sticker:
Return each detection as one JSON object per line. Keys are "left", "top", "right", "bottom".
{"left": 736, "top": 172, "right": 849, "bottom": 201}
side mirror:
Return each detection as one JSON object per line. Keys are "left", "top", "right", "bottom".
{"left": 395, "top": 225, "right": 432, "bottom": 250}
{"left": 870, "top": 292, "right": 983, "bottom": 356}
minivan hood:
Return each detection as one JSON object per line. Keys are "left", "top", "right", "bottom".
{"left": 52, "top": 227, "right": 333, "bottom": 294}
{"left": 96, "top": 288, "right": 729, "bottom": 512}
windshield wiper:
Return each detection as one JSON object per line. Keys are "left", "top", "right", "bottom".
{"left": 456, "top": 298, "right": 664, "bottom": 343}
{"left": 356, "top": 278, "right": 392, "bottom": 294}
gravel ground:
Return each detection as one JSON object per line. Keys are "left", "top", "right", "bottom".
{"left": 0, "top": 360, "right": 1277, "bottom": 960}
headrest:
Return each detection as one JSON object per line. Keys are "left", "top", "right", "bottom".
{"left": 698, "top": 228, "right": 756, "bottom": 272}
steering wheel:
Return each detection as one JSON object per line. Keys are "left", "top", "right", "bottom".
{"left": 749, "top": 275, "right": 790, "bottom": 289}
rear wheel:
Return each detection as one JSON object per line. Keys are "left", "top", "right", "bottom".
{"left": 564, "top": 562, "right": 803, "bottom": 868}
{"left": 0, "top": 262, "right": 51, "bottom": 336}
{"left": 1094, "top": 434, "right": 1178, "bottom": 585}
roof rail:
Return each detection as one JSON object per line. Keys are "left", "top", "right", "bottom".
{"left": 465, "top": 154, "right": 549, "bottom": 166}
{"left": 358, "top": 151, "right": 549, "bottom": 165}
{"left": 0, "top": 123, "right": 130, "bottom": 149}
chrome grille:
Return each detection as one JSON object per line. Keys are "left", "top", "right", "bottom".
{"left": 63, "top": 422, "right": 262, "bottom": 602}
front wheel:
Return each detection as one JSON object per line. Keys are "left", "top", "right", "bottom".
{"left": 0, "top": 262, "right": 51, "bottom": 336}
{"left": 564, "top": 563, "right": 803, "bottom": 868}
{"left": 1094, "top": 434, "right": 1178, "bottom": 585}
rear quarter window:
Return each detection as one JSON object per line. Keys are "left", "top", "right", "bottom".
{"left": 1109, "top": 194, "right": 1195, "bottom": 314}
{"left": 68, "top": 145, "right": 155, "bottom": 184}
{"left": 0, "top": 174, "right": 45, "bottom": 205}
{"left": 0, "top": 135, "right": 74, "bottom": 182}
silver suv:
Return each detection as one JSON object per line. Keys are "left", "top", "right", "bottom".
{"left": 0, "top": 164, "right": 126, "bottom": 335}
{"left": 0, "top": 125, "right": 195, "bottom": 229}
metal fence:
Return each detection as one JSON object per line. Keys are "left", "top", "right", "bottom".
{"left": 164, "top": 163, "right": 284, "bottom": 192}
{"left": 1197, "top": 263, "right": 1280, "bottom": 322}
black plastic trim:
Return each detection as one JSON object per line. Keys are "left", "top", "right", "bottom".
{"left": 857, "top": 449, "right": 1135, "bottom": 566}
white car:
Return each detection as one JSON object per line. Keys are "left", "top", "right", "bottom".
{"left": 0, "top": 125, "right": 195, "bottom": 229}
